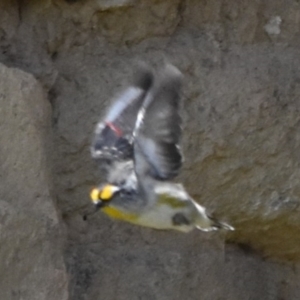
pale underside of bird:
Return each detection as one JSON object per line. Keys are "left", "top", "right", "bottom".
{"left": 89, "top": 64, "right": 234, "bottom": 232}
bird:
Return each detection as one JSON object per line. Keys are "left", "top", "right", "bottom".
{"left": 89, "top": 64, "right": 234, "bottom": 232}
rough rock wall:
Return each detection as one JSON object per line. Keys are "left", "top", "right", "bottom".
{"left": 1, "top": 0, "right": 300, "bottom": 299}
{"left": 0, "top": 63, "right": 68, "bottom": 300}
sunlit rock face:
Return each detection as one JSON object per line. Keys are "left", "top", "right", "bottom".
{"left": 1, "top": 0, "right": 300, "bottom": 299}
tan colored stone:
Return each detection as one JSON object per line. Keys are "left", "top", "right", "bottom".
{"left": 0, "top": 63, "right": 68, "bottom": 300}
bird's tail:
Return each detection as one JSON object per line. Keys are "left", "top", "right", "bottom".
{"left": 207, "top": 215, "right": 235, "bottom": 231}
{"left": 193, "top": 202, "right": 234, "bottom": 232}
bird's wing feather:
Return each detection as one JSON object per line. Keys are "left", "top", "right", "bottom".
{"left": 91, "top": 67, "right": 154, "bottom": 166}
{"left": 134, "top": 65, "right": 183, "bottom": 181}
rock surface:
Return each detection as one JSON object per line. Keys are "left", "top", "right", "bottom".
{"left": 0, "top": 63, "right": 68, "bottom": 300}
{"left": 1, "top": 0, "right": 300, "bottom": 299}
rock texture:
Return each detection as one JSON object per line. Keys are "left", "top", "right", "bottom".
{"left": 0, "top": 63, "right": 68, "bottom": 300}
{"left": 1, "top": 0, "right": 300, "bottom": 299}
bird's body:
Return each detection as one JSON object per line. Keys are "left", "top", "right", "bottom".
{"left": 90, "top": 64, "right": 233, "bottom": 232}
{"left": 98, "top": 181, "right": 232, "bottom": 232}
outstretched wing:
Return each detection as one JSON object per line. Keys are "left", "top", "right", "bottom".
{"left": 134, "top": 65, "right": 183, "bottom": 181}
{"left": 91, "top": 66, "right": 154, "bottom": 167}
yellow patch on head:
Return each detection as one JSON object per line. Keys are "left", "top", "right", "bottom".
{"left": 100, "top": 184, "right": 119, "bottom": 201}
{"left": 90, "top": 188, "right": 100, "bottom": 204}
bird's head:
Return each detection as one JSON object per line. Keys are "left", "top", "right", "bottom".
{"left": 90, "top": 184, "right": 120, "bottom": 208}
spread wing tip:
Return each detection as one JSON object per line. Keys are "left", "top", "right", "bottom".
{"left": 160, "top": 64, "right": 183, "bottom": 91}
{"left": 132, "top": 63, "right": 154, "bottom": 91}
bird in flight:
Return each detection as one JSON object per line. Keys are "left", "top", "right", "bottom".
{"left": 89, "top": 64, "right": 234, "bottom": 232}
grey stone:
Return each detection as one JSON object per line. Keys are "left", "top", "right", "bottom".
{"left": 0, "top": 63, "right": 68, "bottom": 300}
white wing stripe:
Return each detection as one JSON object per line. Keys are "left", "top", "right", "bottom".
{"left": 106, "top": 87, "right": 142, "bottom": 122}
{"left": 133, "top": 91, "right": 153, "bottom": 138}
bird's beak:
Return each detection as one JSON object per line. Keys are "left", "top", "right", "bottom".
{"left": 83, "top": 200, "right": 102, "bottom": 221}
